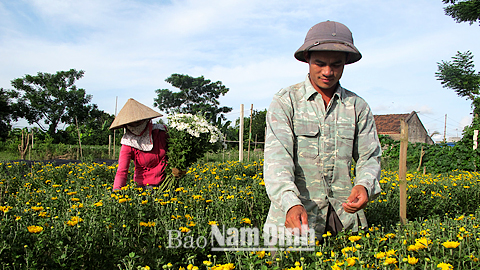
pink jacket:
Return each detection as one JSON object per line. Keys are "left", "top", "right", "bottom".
{"left": 113, "top": 128, "right": 168, "bottom": 190}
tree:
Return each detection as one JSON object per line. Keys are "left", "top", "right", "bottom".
{"left": 10, "top": 69, "right": 98, "bottom": 143}
{"left": 235, "top": 109, "right": 267, "bottom": 148}
{"left": 153, "top": 74, "right": 233, "bottom": 123}
{"left": 66, "top": 108, "right": 115, "bottom": 145}
{"left": 0, "top": 88, "right": 14, "bottom": 141}
{"left": 436, "top": 51, "right": 480, "bottom": 115}
{"left": 442, "top": 0, "right": 480, "bottom": 25}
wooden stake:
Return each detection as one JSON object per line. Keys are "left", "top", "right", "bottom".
{"left": 239, "top": 104, "right": 244, "bottom": 162}
{"left": 399, "top": 118, "right": 408, "bottom": 225}
{"left": 247, "top": 104, "right": 253, "bottom": 162}
{"left": 416, "top": 145, "right": 424, "bottom": 171}
{"left": 114, "top": 96, "right": 118, "bottom": 159}
{"left": 76, "top": 117, "right": 83, "bottom": 160}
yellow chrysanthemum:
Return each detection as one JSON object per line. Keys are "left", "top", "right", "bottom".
{"left": 348, "top": 235, "right": 362, "bottom": 242}
{"left": 241, "top": 218, "right": 251, "bottom": 224}
{"left": 27, "top": 225, "right": 43, "bottom": 233}
{"left": 407, "top": 255, "right": 419, "bottom": 265}
{"left": 442, "top": 241, "right": 460, "bottom": 248}
{"left": 437, "top": 262, "right": 453, "bottom": 270}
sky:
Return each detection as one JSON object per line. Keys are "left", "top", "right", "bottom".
{"left": 1, "top": 0, "right": 479, "bottom": 142}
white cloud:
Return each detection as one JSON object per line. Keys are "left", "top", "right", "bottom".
{"left": 0, "top": 0, "right": 478, "bottom": 135}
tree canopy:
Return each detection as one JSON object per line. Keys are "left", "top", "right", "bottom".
{"left": 0, "top": 88, "right": 14, "bottom": 141}
{"left": 436, "top": 51, "right": 480, "bottom": 115}
{"left": 10, "top": 69, "right": 98, "bottom": 141}
{"left": 153, "top": 74, "right": 232, "bottom": 123}
{"left": 442, "top": 0, "right": 480, "bottom": 25}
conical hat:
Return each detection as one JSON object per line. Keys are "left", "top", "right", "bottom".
{"left": 109, "top": 98, "right": 162, "bottom": 130}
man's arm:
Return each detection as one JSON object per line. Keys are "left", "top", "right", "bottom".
{"left": 343, "top": 101, "right": 382, "bottom": 212}
{"left": 264, "top": 94, "right": 307, "bottom": 231}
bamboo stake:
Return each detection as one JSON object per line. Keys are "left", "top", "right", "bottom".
{"left": 239, "top": 104, "right": 244, "bottom": 162}
{"left": 416, "top": 146, "right": 425, "bottom": 171}
{"left": 247, "top": 104, "right": 253, "bottom": 162}
{"left": 76, "top": 117, "right": 83, "bottom": 160}
{"left": 399, "top": 119, "right": 408, "bottom": 225}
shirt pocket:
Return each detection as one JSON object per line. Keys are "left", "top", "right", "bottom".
{"left": 337, "top": 123, "right": 355, "bottom": 158}
{"left": 294, "top": 120, "right": 320, "bottom": 159}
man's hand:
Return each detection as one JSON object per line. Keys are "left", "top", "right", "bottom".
{"left": 342, "top": 185, "right": 369, "bottom": 213}
{"left": 285, "top": 205, "right": 309, "bottom": 234}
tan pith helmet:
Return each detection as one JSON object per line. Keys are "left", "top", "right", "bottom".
{"left": 109, "top": 98, "right": 162, "bottom": 130}
{"left": 294, "top": 21, "right": 362, "bottom": 64}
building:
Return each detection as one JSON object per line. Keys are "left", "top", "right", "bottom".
{"left": 374, "top": 111, "right": 434, "bottom": 145}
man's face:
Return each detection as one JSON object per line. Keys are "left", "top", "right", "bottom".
{"left": 305, "top": 51, "right": 347, "bottom": 92}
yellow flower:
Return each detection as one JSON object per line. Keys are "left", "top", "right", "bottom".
{"left": 118, "top": 198, "right": 127, "bottom": 203}
{"left": 27, "top": 225, "right": 43, "bottom": 233}
{"left": 407, "top": 245, "right": 418, "bottom": 251}
{"left": 208, "top": 221, "right": 218, "bottom": 226}
{"left": 140, "top": 221, "right": 156, "bottom": 227}
{"left": 407, "top": 255, "right": 419, "bottom": 265}
{"left": 331, "top": 265, "right": 341, "bottom": 270}
{"left": 437, "top": 262, "right": 453, "bottom": 270}
{"left": 0, "top": 205, "right": 13, "bottom": 213}
{"left": 385, "top": 249, "right": 396, "bottom": 257}
{"left": 241, "top": 218, "right": 251, "bottom": 224}
{"left": 375, "top": 252, "right": 386, "bottom": 259}
{"left": 316, "top": 252, "right": 323, "bottom": 257}
{"left": 346, "top": 257, "right": 356, "bottom": 266}
{"left": 203, "top": 261, "right": 212, "bottom": 266}
{"left": 66, "top": 216, "right": 83, "bottom": 226}
{"left": 442, "top": 241, "right": 460, "bottom": 248}
{"left": 179, "top": 227, "right": 191, "bottom": 233}
{"left": 211, "top": 263, "right": 235, "bottom": 270}
{"left": 414, "top": 237, "right": 431, "bottom": 250}
{"left": 255, "top": 250, "right": 266, "bottom": 259}
{"left": 384, "top": 257, "right": 397, "bottom": 265}
{"left": 31, "top": 206, "right": 44, "bottom": 212}
{"left": 141, "top": 200, "right": 148, "bottom": 205}
{"left": 348, "top": 235, "right": 362, "bottom": 242}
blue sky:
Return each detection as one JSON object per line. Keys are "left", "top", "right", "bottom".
{"left": 1, "top": 0, "right": 479, "bottom": 142}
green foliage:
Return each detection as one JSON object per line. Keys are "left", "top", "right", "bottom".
{"left": 0, "top": 161, "right": 479, "bottom": 269}
{"left": 0, "top": 88, "right": 14, "bottom": 141}
{"left": 153, "top": 74, "right": 233, "bottom": 124}
{"left": 237, "top": 109, "right": 267, "bottom": 148}
{"left": 436, "top": 51, "right": 480, "bottom": 116}
{"left": 443, "top": 0, "right": 480, "bottom": 25}
{"left": 379, "top": 129, "right": 480, "bottom": 173}
{"left": 9, "top": 69, "right": 99, "bottom": 143}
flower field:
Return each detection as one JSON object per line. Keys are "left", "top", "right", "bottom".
{"left": 0, "top": 160, "right": 479, "bottom": 269}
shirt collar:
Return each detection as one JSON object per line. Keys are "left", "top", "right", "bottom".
{"left": 304, "top": 74, "right": 346, "bottom": 105}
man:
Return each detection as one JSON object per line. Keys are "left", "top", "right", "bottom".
{"left": 263, "top": 21, "right": 382, "bottom": 241}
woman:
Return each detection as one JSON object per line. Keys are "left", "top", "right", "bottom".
{"left": 109, "top": 98, "right": 168, "bottom": 190}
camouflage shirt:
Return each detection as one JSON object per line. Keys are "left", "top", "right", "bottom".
{"left": 263, "top": 75, "right": 382, "bottom": 237}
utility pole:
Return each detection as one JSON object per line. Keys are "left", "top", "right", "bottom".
{"left": 443, "top": 114, "right": 447, "bottom": 143}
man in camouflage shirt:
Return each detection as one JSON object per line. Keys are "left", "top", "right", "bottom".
{"left": 263, "top": 21, "right": 382, "bottom": 241}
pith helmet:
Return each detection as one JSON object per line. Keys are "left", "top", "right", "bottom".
{"left": 294, "top": 21, "right": 362, "bottom": 64}
{"left": 109, "top": 98, "right": 162, "bottom": 130}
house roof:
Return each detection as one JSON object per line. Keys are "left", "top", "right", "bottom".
{"left": 374, "top": 113, "right": 413, "bottom": 134}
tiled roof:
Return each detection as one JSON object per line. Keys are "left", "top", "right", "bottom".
{"left": 374, "top": 113, "right": 411, "bottom": 134}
